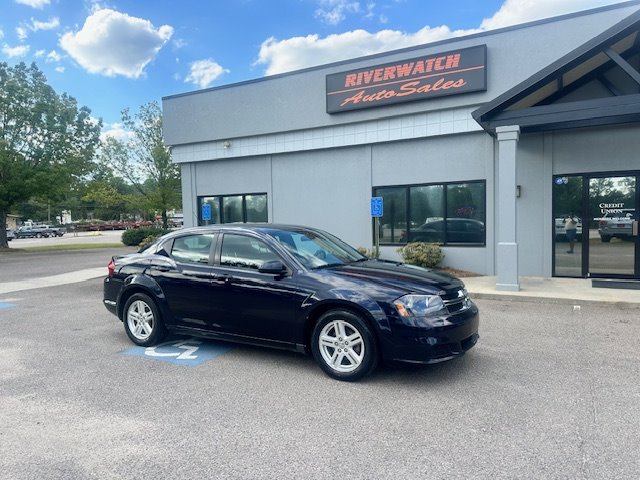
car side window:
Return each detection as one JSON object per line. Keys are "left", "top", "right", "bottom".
{"left": 220, "top": 234, "right": 280, "bottom": 271}
{"left": 171, "top": 234, "right": 214, "bottom": 264}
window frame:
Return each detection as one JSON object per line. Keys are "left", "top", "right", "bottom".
{"left": 197, "top": 193, "right": 268, "bottom": 225}
{"left": 372, "top": 180, "right": 486, "bottom": 247}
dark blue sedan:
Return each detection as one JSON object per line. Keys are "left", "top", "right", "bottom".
{"left": 103, "top": 224, "right": 479, "bottom": 381}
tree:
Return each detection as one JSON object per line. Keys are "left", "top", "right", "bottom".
{"left": 100, "top": 102, "right": 180, "bottom": 229}
{"left": 0, "top": 62, "right": 101, "bottom": 248}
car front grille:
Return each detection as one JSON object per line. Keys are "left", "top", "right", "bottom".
{"left": 441, "top": 287, "right": 470, "bottom": 313}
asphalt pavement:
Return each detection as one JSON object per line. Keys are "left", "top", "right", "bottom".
{"left": 0, "top": 250, "right": 639, "bottom": 479}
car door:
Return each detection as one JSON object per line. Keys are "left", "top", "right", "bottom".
{"left": 145, "top": 233, "right": 217, "bottom": 328}
{"left": 208, "top": 232, "right": 304, "bottom": 344}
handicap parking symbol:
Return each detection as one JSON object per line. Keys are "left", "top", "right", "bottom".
{"left": 121, "top": 337, "right": 233, "bottom": 366}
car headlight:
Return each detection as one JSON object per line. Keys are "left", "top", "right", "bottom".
{"left": 393, "top": 294, "right": 447, "bottom": 319}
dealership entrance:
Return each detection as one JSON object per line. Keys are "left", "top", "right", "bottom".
{"left": 554, "top": 172, "right": 639, "bottom": 278}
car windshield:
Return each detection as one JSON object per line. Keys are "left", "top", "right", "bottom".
{"left": 265, "top": 228, "right": 366, "bottom": 269}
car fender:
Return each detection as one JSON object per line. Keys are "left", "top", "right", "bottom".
{"left": 304, "top": 288, "right": 391, "bottom": 334}
{"left": 117, "top": 274, "right": 172, "bottom": 323}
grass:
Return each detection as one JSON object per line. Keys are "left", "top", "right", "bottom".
{"left": 1, "top": 242, "right": 126, "bottom": 253}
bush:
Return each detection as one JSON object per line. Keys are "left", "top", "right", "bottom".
{"left": 397, "top": 242, "right": 444, "bottom": 269}
{"left": 121, "top": 227, "right": 168, "bottom": 246}
{"left": 357, "top": 247, "right": 380, "bottom": 259}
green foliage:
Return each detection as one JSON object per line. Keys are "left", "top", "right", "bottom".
{"left": 0, "top": 62, "right": 101, "bottom": 247}
{"left": 100, "top": 102, "right": 181, "bottom": 229}
{"left": 357, "top": 247, "right": 380, "bottom": 259}
{"left": 397, "top": 242, "right": 444, "bottom": 269}
{"left": 121, "top": 227, "right": 169, "bottom": 246}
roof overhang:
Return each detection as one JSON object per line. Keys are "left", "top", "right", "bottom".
{"left": 473, "top": 8, "right": 640, "bottom": 134}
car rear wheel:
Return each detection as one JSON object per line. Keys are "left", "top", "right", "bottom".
{"left": 311, "top": 310, "right": 378, "bottom": 381}
{"left": 123, "top": 293, "right": 167, "bottom": 346}
{"left": 600, "top": 235, "right": 611, "bottom": 243}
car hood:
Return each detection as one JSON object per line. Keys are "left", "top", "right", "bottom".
{"left": 315, "top": 260, "right": 465, "bottom": 298}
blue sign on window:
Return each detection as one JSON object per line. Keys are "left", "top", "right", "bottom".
{"left": 201, "top": 203, "right": 212, "bottom": 221}
{"left": 371, "top": 197, "right": 384, "bottom": 217}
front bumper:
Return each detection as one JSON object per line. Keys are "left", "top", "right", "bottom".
{"left": 381, "top": 304, "right": 480, "bottom": 364}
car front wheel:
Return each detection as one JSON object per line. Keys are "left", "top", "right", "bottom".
{"left": 311, "top": 310, "right": 378, "bottom": 381}
{"left": 123, "top": 293, "right": 167, "bottom": 346}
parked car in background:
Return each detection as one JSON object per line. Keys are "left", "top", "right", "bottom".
{"left": 5, "top": 228, "right": 14, "bottom": 241}
{"left": 104, "top": 224, "right": 479, "bottom": 381}
{"left": 555, "top": 215, "right": 583, "bottom": 241}
{"left": 14, "top": 225, "right": 51, "bottom": 238}
{"left": 598, "top": 209, "right": 635, "bottom": 242}
{"left": 402, "top": 218, "right": 485, "bottom": 244}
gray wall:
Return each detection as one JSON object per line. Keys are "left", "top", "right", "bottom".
{"left": 163, "top": 3, "right": 638, "bottom": 146}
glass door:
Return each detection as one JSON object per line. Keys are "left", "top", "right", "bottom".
{"left": 587, "top": 175, "right": 637, "bottom": 277}
{"left": 553, "top": 175, "right": 584, "bottom": 277}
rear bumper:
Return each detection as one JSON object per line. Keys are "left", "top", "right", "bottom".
{"left": 103, "top": 277, "right": 121, "bottom": 319}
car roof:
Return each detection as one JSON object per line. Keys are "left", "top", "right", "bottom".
{"left": 163, "top": 223, "right": 325, "bottom": 238}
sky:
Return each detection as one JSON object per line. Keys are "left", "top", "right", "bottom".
{"left": 0, "top": 0, "right": 630, "bottom": 138}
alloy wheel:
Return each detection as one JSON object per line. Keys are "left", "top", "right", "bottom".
{"left": 318, "top": 319, "right": 365, "bottom": 373}
{"left": 126, "top": 300, "right": 155, "bottom": 341}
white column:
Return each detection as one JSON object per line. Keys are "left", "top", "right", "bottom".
{"left": 496, "top": 125, "right": 520, "bottom": 291}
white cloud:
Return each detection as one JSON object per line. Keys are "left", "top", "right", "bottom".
{"left": 257, "top": 25, "right": 479, "bottom": 75}
{"left": 0, "top": 29, "right": 3, "bottom": 40}
{"left": 59, "top": 8, "right": 173, "bottom": 78}
{"left": 55, "top": 66, "right": 65, "bottom": 73}
{"left": 257, "top": 0, "right": 620, "bottom": 75}
{"left": 173, "top": 38, "right": 187, "bottom": 49}
{"left": 34, "top": 48, "right": 45, "bottom": 57}
{"left": 16, "top": 26, "right": 28, "bottom": 40}
{"left": 480, "top": 0, "right": 617, "bottom": 30}
{"left": 15, "top": 0, "right": 50, "bottom": 8}
{"left": 100, "top": 122, "right": 133, "bottom": 142}
{"left": 185, "top": 59, "right": 229, "bottom": 88}
{"left": 315, "top": 0, "right": 361, "bottom": 25}
{"left": 46, "top": 49, "right": 61, "bottom": 62}
{"left": 2, "top": 43, "right": 30, "bottom": 58}
{"left": 31, "top": 17, "right": 60, "bottom": 31}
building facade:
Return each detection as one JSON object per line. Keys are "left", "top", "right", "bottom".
{"left": 163, "top": 2, "right": 640, "bottom": 290}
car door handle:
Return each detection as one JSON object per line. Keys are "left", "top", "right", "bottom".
{"left": 217, "top": 274, "right": 233, "bottom": 284}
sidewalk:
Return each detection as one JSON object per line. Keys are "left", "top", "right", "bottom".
{"left": 464, "top": 275, "right": 640, "bottom": 308}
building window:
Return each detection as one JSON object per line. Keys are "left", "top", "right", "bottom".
{"left": 198, "top": 193, "right": 268, "bottom": 225}
{"left": 373, "top": 181, "right": 485, "bottom": 246}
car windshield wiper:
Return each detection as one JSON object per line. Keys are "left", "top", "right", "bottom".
{"left": 350, "top": 257, "right": 369, "bottom": 263}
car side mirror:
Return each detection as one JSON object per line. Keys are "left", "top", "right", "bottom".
{"left": 157, "top": 247, "right": 170, "bottom": 257}
{"left": 259, "top": 260, "right": 287, "bottom": 275}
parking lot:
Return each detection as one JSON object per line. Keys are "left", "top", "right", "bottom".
{"left": 1, "top": 249, "right": 639, "bottom": 479}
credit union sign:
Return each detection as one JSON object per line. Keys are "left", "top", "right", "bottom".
{"left": 326, "top": 45, "right": 487, "bottom": 113}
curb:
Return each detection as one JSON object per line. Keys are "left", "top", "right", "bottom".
{"left": 469, "top": 291, "right": 640, "bottom": 309}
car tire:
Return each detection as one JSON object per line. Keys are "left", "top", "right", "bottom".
{"left": 311, "top": 309, "right": 378, "bottom": 381}
{"left": 35, "top": 233, "right": 42, "bottom": 238}
{"left": 123, "top": 293, "right": 167, "bottom": 347}
{"left": 600, "top": 235, "right": 611, "bottom": 243}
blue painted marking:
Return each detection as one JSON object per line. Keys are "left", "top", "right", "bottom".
{"left": 121, "top": 337, "right": 233, "bottom": 366}
{"left": 370, "top": 197, "right": 383, "bottom": 217}
{"left": 0, "top": 303, "right": 16, "bottom": 309}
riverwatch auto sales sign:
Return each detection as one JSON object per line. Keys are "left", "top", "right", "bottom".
{"left": 326, "top": 45, "right": 487, "bottom": 113}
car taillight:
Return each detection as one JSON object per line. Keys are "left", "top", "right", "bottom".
{"left": 599, "top": 219, "right": 607, "bottom": 226}
{"left": 107, "top": 259, "right": 115, "bottom": 277}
